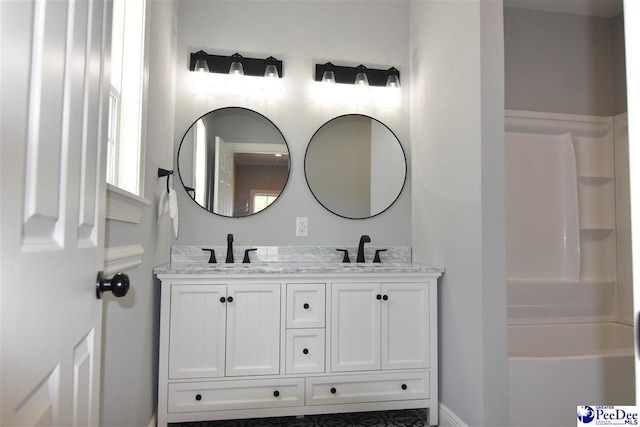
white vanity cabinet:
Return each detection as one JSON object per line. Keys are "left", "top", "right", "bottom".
{"left": 168, "top": 283, "right": 281, "bottom": 379}
{"left": 330, "top": 282, "right": 430, "bottom": 372}
{"left": 156, "top": 267, "right": 441, "bottom": 427}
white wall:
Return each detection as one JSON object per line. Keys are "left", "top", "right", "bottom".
{"left": 101, "top": 1, "right": 177, "bottom": 425}
{"left": 410, "top": 1, "right": 507, "bottom": 425}
{"left": 173, "top": 0, "right": 411, "bottom": 247}
{"left": 504, "top": 7, "right": 624, "bottom": 116}
{"left": 611, "top": 13, "right": 628, "bottom": 115}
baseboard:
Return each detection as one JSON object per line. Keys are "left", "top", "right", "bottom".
{"left": 438, "top": 403, "right": 468, "bottom": 427}
{"left": 148, "top": 412, "right": 156, "bottom": 427}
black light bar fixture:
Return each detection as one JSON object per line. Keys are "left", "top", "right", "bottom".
{"left": 314, "top": 62, "right": 400, "bottom": 88}
{"left": 189, "top": 50, "right": 284, "bottom": 78}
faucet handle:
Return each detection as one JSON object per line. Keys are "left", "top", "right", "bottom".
{"left": 202, "top": 248, "right": 217, "bottom": 263}
{"left": 373, "top": 249, "right": 387, "bottom": 264}
{"left": 243, "top": 248, "right": 258, "bottom": 263}
{"left": 336, "top": 249, "right": 350, "bottom": 263}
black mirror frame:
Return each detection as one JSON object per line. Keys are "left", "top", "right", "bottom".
{"left": 303, "top": 114, "right": 407, "bottom": 220}
{"left": 177, "top": 106, "right": 291, "bottom": 219}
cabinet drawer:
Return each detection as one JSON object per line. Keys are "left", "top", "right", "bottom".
{"left": 168, "top": 378, "right": 305, "bottom": 413}
{"left": 306, "top": 372, "right": 429, "bottom": 406}
{"left": 287, "top": 283, "right": 325, "bottom": 328}
{"left": 286, "top": 329, "right": 325, "bottom": 374}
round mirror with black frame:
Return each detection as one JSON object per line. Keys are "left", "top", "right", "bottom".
{"left": 177, "top": 107, "right": 290, "bottom": 218}
{"left": 304, "top": 114, "right": 407, "bottom": 219}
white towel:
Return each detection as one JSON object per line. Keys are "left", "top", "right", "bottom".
{"left": 168, "top": 188, "right": 179, "bottom": 238}
{"left": 158, "top": 186, "right": 179, "bottom": 238}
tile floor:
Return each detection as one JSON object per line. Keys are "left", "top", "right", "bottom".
{"left": 170, "top": 409, "right": 430, "bottom": 427}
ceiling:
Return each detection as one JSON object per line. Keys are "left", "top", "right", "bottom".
{"left": 504, "top": 0, "right": 624, "bottom": 18}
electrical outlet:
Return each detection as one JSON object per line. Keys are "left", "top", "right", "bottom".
{"left": 296, "top": 217, "right": 308, "bottom": 237}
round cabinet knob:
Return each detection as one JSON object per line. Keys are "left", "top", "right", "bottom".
{"left": 401, "top": 384, "right": 407, "bottom": 390}
{"left": 303, "top": 348, "right": 309, "bottom": 355}
{"left": 376, "top": 294, "right": 382, "bottom": 300}
{"left": 195, "top": 394, "right": 202, "bottom": 401}
{"left": 227, "top": 296, "right": 233, "bottom": 303}
{"left": 96, "top": 271, "right": 130, "bottom": 299}
{"left": 383, "top": 295, "right": 389, "bottom": 301}
{"left": 330, "top": 387, "right": 337, "bottom": 394}
{"left": 273, "top": 390, "right": 280, "bottom": 397}
{"left": 303, "top": 303, "right": 310, "bottom": 309}
{"left": 220, "top": 297, "right": 226, "bottom": 303}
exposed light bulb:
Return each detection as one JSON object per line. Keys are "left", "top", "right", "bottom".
{"left": 355, "top": 72, "right": 369, "bottom": 86}
{"left": 386, "top": 74, "right": 400, "bottom": 88}
{"left": 322, "top": 70, "right": 336, "bottom": 84}
{"left": 229, "top": 61, "right": 244, "bottom": 76}
{"left": 264, "top": 64, "right": 279, "bottom": 79}
{"left": 194, "top": 59, "right": 209, "bottom": 73}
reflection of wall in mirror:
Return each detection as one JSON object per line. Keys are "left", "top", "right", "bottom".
{"left": 306, "top": 116, "right": 371, "bottom": 218}
{"left": 370, "top": 120, "right": 405, "bottom": 214}
{"left": 234, "top": 163, "right": 289, "bottom": 216}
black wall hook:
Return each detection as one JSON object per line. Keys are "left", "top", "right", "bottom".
{"left": 158, "top": 168, "right": 173, "bottom": 193}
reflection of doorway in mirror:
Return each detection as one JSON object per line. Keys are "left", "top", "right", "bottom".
{"left": 251, "top": 190, "right": 279, "bottom": 214}
{"left": 194, "top": 120, "right": 208, "bottom": 206}
{"left": 214, "top": 136, "right": 234, "bottom": 216}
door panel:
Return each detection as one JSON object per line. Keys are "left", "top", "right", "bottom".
{"left": 382, "top": 283, "right": 430, "bottom": 369}
{"left": 226, "top": 284, "right": 281, "bottom": 376}
{"left": 0, "top": 0, "right": 111, "bottom": 424}
{"left": 169, "top": 285, "right": 227, "bottom": 379}
{"left": 331, "top": 283, "right": 381, "bottom": 372}
{"left": 214, "top": 136, "right": 234, "bottom": 216}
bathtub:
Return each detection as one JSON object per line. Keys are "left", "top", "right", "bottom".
{"left": 508, "top": 322, "right": 635, "bottom": 427}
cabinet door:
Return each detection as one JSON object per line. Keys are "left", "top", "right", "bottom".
{"left": 331, "top": 283, "right": 381, "bottom": 372}
{"left": 381, "top": 283, "right": 430, "bottom": 369}
{"left": 226, "top": 284, "right": 281, "bottom": 376}
{"left": 169, "top": 285, "right": 226, "bottom": 379}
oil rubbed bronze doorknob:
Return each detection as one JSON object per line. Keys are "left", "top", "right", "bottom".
{"left": 96, "top": 271, "right": 130, "bottom": 299}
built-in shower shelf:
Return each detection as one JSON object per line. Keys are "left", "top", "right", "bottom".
{"left": 578, "top": 175, "right": 615, "bottom": 229}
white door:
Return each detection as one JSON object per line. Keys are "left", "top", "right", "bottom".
{"left": 226, "top": 284, "right": 281, "bottom": 376}
{"left": 381, "top": 283, "right": 430, "bottom": 370}
{"left": 214, "top": 136, "right": 234, "bottom": 216}
{"left": 1, "top": 0, "right": 112, "bottom": 425}
{"left": 330, "top": 283, "right": 381, "bottom": 372}
{"left": 168, "top": 285, "right": 227, "bottom": 379}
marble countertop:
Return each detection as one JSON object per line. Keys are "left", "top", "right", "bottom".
{"left": 154, "top": 262, "right": 444, "bottom": 276}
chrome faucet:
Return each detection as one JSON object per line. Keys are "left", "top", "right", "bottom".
{"left": 357, "top": 235, "right": 371, "bottom": 263}
{"left": 226, "top": 233, "right": 234, "bottom": 263}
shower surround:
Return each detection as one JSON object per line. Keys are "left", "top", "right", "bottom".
{"left": 505, "top": 110, "right": 634, "bottom": 426}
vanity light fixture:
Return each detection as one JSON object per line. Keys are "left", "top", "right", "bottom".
{"left": 314, "top": 62, "right": 400, "bottom": 88}
{"left": 189, "top": 50, "right": 284, "bottom": 79}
